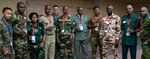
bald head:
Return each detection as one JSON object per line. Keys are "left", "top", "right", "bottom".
{"left": 107, "top": 5, "right": 113, "bottom": 16}
{"left": 77, "top": 7, "right": 83, "bottom": 15}
{"left": 126, "top": 5, "right": 134, "bottom": 15}
{"left": 45, "top": 5, "right": 51, "bottom": 15}
{"left": 17, "top": 2, "right": 25, "bottom": 14}
{"left": 140, "top": 7, "right": 149, "bottom": 17}
{"left": 141, "top": 7, "right": 148, "bottom": 13}
{"left": 107, "top": 5, "right": 113, "bottom": 10}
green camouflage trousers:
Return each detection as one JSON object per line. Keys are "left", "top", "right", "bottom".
{"left": 13, "top": 38, "right": 29, "bottom": 59}
{"left": 90, "top": 36, "right": 102, "bottom": 59}
{"left": 0, "top": 48, "right": 15, "bottom": 59}
{"left": 141, "top": 42, "right": 150, "bottom": 59}
{"left": 59, "top": 36, "right": 73, "bottom": 59}
{"left": 29, "top": 44, "right": 45, "bottom": 59}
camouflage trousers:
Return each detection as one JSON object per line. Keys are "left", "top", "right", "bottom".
{"left": 101, "top": 35, "right": 119, "bottom": 59}
{"left": 141, "top": 41, "right": 150, "bottom": 59}
{"left": 90, "top": 36, "right": 102, "bottom": 59}
{"left": 0, "top": 48, "right": 15, "bottom": 59}
{"left": 13, "top": 38, "right": 29, "bottom": 59}
{"left": 59, "top": 36, "right": 73, "bottom": 59}
{"left": 29, "top": 44, "right": 45, "bottom": 59}
{"left": 0, "top": 55, "right": 14, "bottom": 59}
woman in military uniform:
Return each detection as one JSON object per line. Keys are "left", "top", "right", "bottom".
{"left": 27, "top": 12, "right": 46, "bottom": 59}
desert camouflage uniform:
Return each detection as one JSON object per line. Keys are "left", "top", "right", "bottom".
{"left": 101, "top": 13, "right": 121, "bottom": 59}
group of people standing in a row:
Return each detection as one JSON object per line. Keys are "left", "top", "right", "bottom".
{"left": 0, "top": 1, "right": 150, "bottom": 59}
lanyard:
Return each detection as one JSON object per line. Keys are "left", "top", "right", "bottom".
{"left": 127, "top": 18, "right": 131, "bottom": 27}
{"left": 106, "top": 16, "right": 110, "bottom": 22}
{"left": 2, "top": 18, "right": 13, "bottom": 47}
{"left": 46, "top": 16, "right": 52, "bottom": 24}
{"left": 19, "top": 15, "right": 25, "bottom": 26}
{"left": 32, "top": 25, "right": 35, "bottom": 35}
{"left": 78, "top": 15, "right": 83, "bottom": 23}
{"left": 62, "top": 15, "right": 68, "bottom": 26}
{"left": 105, "top": 16, "right": 110, "bottom": 27}
{"left": 94, "top": 15, "right": 100, "bottom": 21}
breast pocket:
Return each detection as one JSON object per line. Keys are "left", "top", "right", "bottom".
{"left": 131, "top": 19, "right": 138, "bottom": 29}
{"left": 84, "top": 21, "right": 88, "bottom": 24}
{"left": 121, "top": 20, "right": 126, "bottom": 30}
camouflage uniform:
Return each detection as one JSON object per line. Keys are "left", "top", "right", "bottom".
{"left": 140, "top": 16, "right": 150, "bottom": 59}
{"left": 56, "top": 15, "right": 75, "bottom": 59}
{"left": 39, "top": 15, "right": 55, "bottom": 59}
{"left": 27, "top": 22, "right": 46, "bottom": 59}
{"left": 12, "top": 11, "right": 29, "bottom": 59}
{"left": 101, "top": 13, "right": 121, "bottom": 59}
{"left": 0, "top": 18, "right": 15, "bottom": 59}
{"left": 88, "top": 16, "right": 102, "bottom": 59}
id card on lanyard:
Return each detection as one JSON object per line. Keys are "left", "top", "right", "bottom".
{"left": 79, "top": 16, "right": 83, "bottom": 31}
{"left": 94, "top": 16, "right": 100, "bottom": 31}
{"left": 126, "top": 18, "right": 131, "bottom": 36}
{"left": 104, "top": 16, "right": 110, "bottom": 32}
{"left": 61, "top": 15, "right": 68, "bottom": 32}
{"left": 20, "top": 16, "right": 27, "bottom": 34}
{"left": 32, "top": 25, "right": 36, "bottom": 43}
{"left": 2, "top": 18, "right": 13, "bottom": 47}
{"left": 46, "top": 16, "right": 52, "bottom": 24}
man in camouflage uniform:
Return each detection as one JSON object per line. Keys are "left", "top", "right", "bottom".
{"left": 139, "top": 7, "right": 150, "bottom": 59}
{"left": 0, "top": 7, "right": 15, "bottom": 59}
{"left": 12, "top": 2, "right": 29, "bottom": 59}
{"left": 39, "top": 5, "right": 55, "bottom": 59}
{"left": 56, "top": 6, "right": 74, "bottom": 59}
{"left": 101, "top": 5, "right": 121, "bottom": 59}
{"left": 88, "top": 6, "right": 102, "bottom": 59}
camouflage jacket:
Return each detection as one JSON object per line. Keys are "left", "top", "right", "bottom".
{"left": 12, "top": 11, "right": 27, "bottom": 38}
{"left": 27, "top": 23, "right": 46, "bottom": 44}
{"left": 56, "top": 15, "right": 75, "bottom": 37}
{"left": 0, "top": 18, "right": 13, "bottom": 56}
{"left": 102, "top": 13, "right": 121, "bottom": 40}
{"left": 88, "top": 15, "right": 102, "bottom": 36}
{"left": 140, "top": 16, "right": 150, "bottom": 42}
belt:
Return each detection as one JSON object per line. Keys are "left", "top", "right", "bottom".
{"left": 46, "top": 30, "right": 54, "bottom": 34}
{"left": 47, "top": 33, "right": 54, "bottom": 35}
